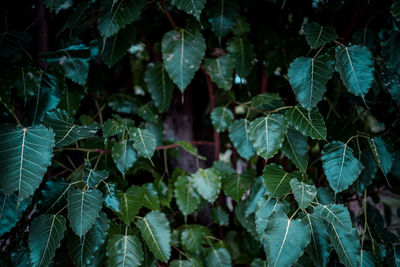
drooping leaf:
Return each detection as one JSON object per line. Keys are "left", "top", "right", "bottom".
{"left": 381, "top": 31, "right": 400, "bottom": 75}
{"left": 281, "top": 128, "right": 308, "bottom": 173}
{"left": 313, "top": 204, "right": 352, "bottom": 231}
{"left": 255, "top": 197, "right": 289, "bottom": 236}
{"left": 211, "top": 206, "right": 229, "bottom": 226}
{"left": 115, "top": 185, "right": 144, "bottom": 225}
{"left": 321, "top": 141, "right": 364, "bottom": 193}
{"left": 249, "top": 114, "right": 288, "bottom": 160}
{"left": 290, "top": 178, "right": 317, "bottom": 210}
{"left": 205, "top": 247, "right": 232, "bottom": 267}
{"left": 112, "top": 140, "right": 137, "bottom": 176}
{"left": 191, "top": 168, "right": 221, "bottom": 202}
{"left": 144, "top": 62, "right": 174, "bottom": 113}
{"left": 227, "top": 37, "right": 254, "bottom": 77}
{"left": 335, "top": 45, "right": 374, "bottom": 101}
{"left": 0, "top": 192, "right": 31, "bottom": 237}
{"left": 137, "top": 210, "right": 171, "bottom": 263}
{"left": 0, "top": 125, "right": 55, "bottom": 203}
{"left": 129, "top": 128, "right": 157, "bottom": 160}
{"left": 328, "top": 223, "right": 360, "bottom": 266}
{"left": 181, "top": 224, "right": 211, "bottom": 254}
{"left": 262, "top": 211, "right": 311, "bottom": 267}
{"left": 67, "top": 188, "right": 103, "bottom": 237}
{"left": 204, "top": 54, "right": 235, "bottom": 90}
{"left": 288, "top": 55, "right": 334, "bottom": 110}
{"left": 162, "top": 29, "right": 206, "bottom": 92}
{"left": 316, "top": 187, "right": 334, "bottom": 205}
{"left": 107, "top": 233, "right": 144, "bottom": 267}
{"left": 43, "top": 109, "right": 98, "bottom": 148}
{"left": 368, "top": 137, "right": 394, "bottom": 178}
{"left": 174, "top": 175, "right": 201, "bottom": 216}
{"left": 262, "top": 164, "right": 296, "bottom": 199}
{"left": 171, "top": 0, "right": 206, "bottom": 20}
{"left": 222, "top": 168, "right": 253, "bottom": 201}
{"left": 142, "top": 183, "right": 160, "bottom": 210}
{"left": 28, "top": 214, "right": 67, "bottom": 267}
{"left": 207, "top": 0, "right": 239, "bottom": 38}
{"left": 228, "top": 119, "right": 255, "bottom": 160}
{"left": 285, "top": 106, "right": 327, "bottom": 140}
{"left": 304, "top": 22, "right": 337, "bottom": 49}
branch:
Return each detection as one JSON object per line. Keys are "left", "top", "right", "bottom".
{"left": 160, "top": 0, "right": 178, "bottom": 30}
{"left": 156, "top": 141, "right": 214, "bottom": 150}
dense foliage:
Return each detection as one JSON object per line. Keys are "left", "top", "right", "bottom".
{"left": 1, "top": 0, "right": 400, "bottom": 266}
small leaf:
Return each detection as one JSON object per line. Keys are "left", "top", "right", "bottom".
{"left": 106, "top": 233, "right": 144, "bottom": 267}
{"left": 115, "top": 185, "right": 144, "bottom": 225}
{"left": 281, "top": 128, "right": 308, "bottom": 173}
{"left": 205, "top": 247, "right": 232, "bottom": 267}
{"left": 313, "top": 204, "right": 352, "bottom": 231}
{"left": 222, "top": 169, "right": 253, "bottom": 201}
{"left": 255, "top": 197, "right": 289, "bottom": 236}
{"left": 211, "top": 206, "right": 229, "bottom": 226}
{"left": 262, "top": 165, "right": 296, "bottom": 199}
{"left": 304, "top": 22, "right": 337, "bottom": 49}
{"left": 191, "top": 168, "right": 222, "bottom": 202}
{"left": 138, "top": 210, "right": 171, "bottom": 263}
{"left": 174, "top": 175, "right": 201, "bottom": 216}
{"left": 177, "top": 141, "right": 206, "bottom": 160}
{"left": 171, "top": 0, "right": 206, "bottom": 20}
{"left": 290, "top": 178, "right": 317, "bottom": 210}
{"left": 228, "top": 119, "right": 255, "bottom": 160}
{"left": 129, "top": 128, "right": 157, "bottom": 160}
{"left": 204, "top": 54, "right": 235, "bottom": 90}
{"left": 102, "top": 119, "right": 127, "bottom": 138}
{"left": 211, "top": 107, "right": 234, "bottom": 132}
{"left": 368, "top": 137, "right": 394, "bottom": 178}
{"left": 112, "top": 140, "right": 137, "bottom": 176}
{"left": 207, "top": 0, "right": 239, "bottom": 38}
{"left": 181, "top": 225, "right": 211, "bottom": 254}
{"left": 227, "top": 37, "right": 255, "bottom": 77}
{"left": 0, "top": 192, "right": 31, "bottom": 237}
{"left": 285, "top": 106, "right": 327, "bottom": 140}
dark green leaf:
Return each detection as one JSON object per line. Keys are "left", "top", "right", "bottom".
{"left": 205, "top": 247, "right": 231, "bottom": 267}
{"left": 304, "top": 22, "right": 337, "bottom": 49}
{"left": 171, "top": 0, "right": 206, "bottom": 20}
{"left": 368, "top": 137, "right": 394, "bottom": 178}
{"left": 313, "top": 204, "right": 352, "bottom": 231}
{"left": 129, "top": 128, "right": 156, "bottom": 160}
{"left": 174, "top": 175, "right": 201, "bottom": 216}
{"left": 181, "top": 225, "right": 211, "bottom": 254}
{"left": 228, "top": 119, "right": 255, "bottom": 160}
{"left": 255, "top": 197, "right": 289, "bottom": 236}
{"left": 106, "top": 233, "right": 144, "bottom": 267}
{"left": 227, "top": 37, "right": 254, "bottom": 77}
{"left": 382, "top": 31, "right": 400, "bottom": 75}
{"left": 262, "top": 164, "right": 296, "bottom": 199}
{"left": 112, "top": 140, "right": 137, "bottom": 176}
{"left": 207, "top": 0, "right": 239, "bottom": 38}
{"left": 285, "top": 106, "right": 327, "bottom": 140}
{"left": 281, "top": 128, "right": 308, "bottom": 173}
{"left": 212, "top": 107, "right": 236, "bottom": 133}
{"left": 222, "top": 169, "right": 253, "bottom": 201}
{"left": 327, "top": 223, "right": 360, "bottom": 266}
{"left": 115, "top": 185, "right": 144, "bottom": 224}
{"left": 211, "top": 206, "right": 229, "bottom": 226}
{"left": 204, "top": 54, "right": 235, "bottom": 90}
{"left": 0, "top": 192, "right": 31, "bottom": 237}
{"left": 142, "top": 183, "right": 160, "bottom": 210}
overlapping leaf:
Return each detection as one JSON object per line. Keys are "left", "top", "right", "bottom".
{"left": 228, "top": 119, "right": 255, "bottom": 160}
{"left": 313, "top": 204, "right": 352, "bottom": 231}
{"left": 381, "top": 31, "right": 400, "bottom": 75}
{"left": 368, "top": 137, "right": 394, "bottom": 178}
{"left": 290, "top": 178, "right": 317, "bottom": 209}
{"left": 262, "top": 165, "right": 297, "bottom": 199}
{"left": 115, "top": 185, "right": 144, "bottom": 224}
{"left": 285, "top": 106, "right": 326, "bottom": 140}
{"left": 205, "top": 247, "right": 232, "bottom": 267}
{"left": 255, "top": 197, "right": 289, "bottom": 236}
{"left": 181, "top": 225, "right": 210, "bottom": 254}
{"left": 129, "top": 128, "right": 156, "bottom": 160}
{"left": 327, "top": 223, "right": 360, "bottom": 266}
{"left": 222, "top": 169, "right": 253, "bottom": 201}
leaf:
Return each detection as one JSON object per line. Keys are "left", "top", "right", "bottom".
{"left": 290, "top": 178, "right": 317, "bottom": 210}
{"left": 174, "top": 175, "right": 201, "bottom": 216}
{"left": 68, "top": 211, "right": 109, "bottom": 267}
{"left": 170, "top": 260, "right": 192, "bottom": 267}
{"left": 28, "top": 214, "right": 67, "bottom": 267}
{"left": 252, "top": 93, "right": 284, "bottom": 111}
{"left": 287, "top": 55, "right": 334, "bottom": 110}
{"left": 115, "top": 185, "right": 144, "bottom": 224}
{"left": 0, "top": 32, "right": 31, "bottom": 60}
{"left": 142, "top": 183, "right": 160, "bottom": 210}
{"left": 222, "top": 168, "right": 253, "bottom": 201}
{"left": 335, "top": 45, "right": 374, "bottom": 101}
{"left": 228, "top": 119, "right": 255, "bottom": 160}
{"left": 58, "top": 86, "right": 84, "bottom": 117}
{"left": 82, "top": 164, "right": 109, "bottom": 188}
{"left": 43, "top": 0, "right": 72, "bottom": 13}
{"left": 171, "top": 0, "right": 206, "bottom": 20}
{"left": 281, "top": 128, "right": 308, "bottom": 173}
{"left": 368, "top": 137, "right": 394, "bottom": 178}
{"left": 381, "top": 31, "right": 400, "bottom": 75}
{"left": 244, "top": 176, "right": 265, "bottom": 216}
{"left": 205, "top": 247, "right": 232, "bottom": 267}
{"left": 392, "top": 2, "right": 400, "bottom": 22}
{"left": 354, "top": 151, "right": 378, "bottom": 195}
{"left": 255, "top": 197, "right": 289, "bottom": 236}
{"left": 303, "top": 22, "right": 337, "bottom": 49}
{"left": 112, "top": 140, "right": 137, "bottom": 176}
{"left": 262, "top": 164, "right": 296, "bottom": 199}
{"left": 249, "top": 114, "right": 288, "bottom": 160}
{"left": 207, "top": 0, "right": 239, "bottom": 38}
{"left": 181, "top": 225, "right": 210, "bottom": 254}
{"left": 102, "top": 119, "right": 128, "bottom": 138}
{"left": 227, "top": 37, "right": 255, "bottom": 77}
{"left": 144, "top": 62, "right": 174, "bottom": 113}
{"left": 313, "top": 204, "right": 352, "bottom": 231}
{"left": 129, "top": 128, "right": 157, "bottom": 160}
{"left": 262, "top": 211, "right": 311, "bottom": 267}
{"left": 191, "top": 168, "right": 222, "bottom": 202}
{"left": 97, "top": 0, "right": 146, "bottom": 38}
{"left": 162, "top": 29, "right": 206, "bottom": 92}
{"left": 106, "top": 233, "right": 144, "bottom": 267}
{"left": 37, "top": 178, "right": 69, "bottom": 213}
{"left": 43, "top": 109, "right": 99, "bottom": 148}
{"left": 67, "top": 188, "right": 103, "bottom": 237}
{"left": 211, "top": 206, "right": 229, "bottom": 226}
{"left": 285, "top": 106, "right": 327, "bottom": 140}
{"left": 327, "top": 223, "right": 360, "bottom": 266}
{"left": 321, "top": 141, "right": 364, "bottom": 193}
{"left": 0, "top": 125, "right": 55, "bottom": 203}
{"left": 138, "top": 210, "right": 171, "bottom": 263}
{"left": 233, "top": 16, "right": 250, "bottom": 36}
{"left": 0, "top": 191, "right": 31, "bottom": 237}
{"left": 203, "top": 54, "right": 235, "bottom": 90}
{"left": 176, "top": 141, "right": 206, "bottom": 160}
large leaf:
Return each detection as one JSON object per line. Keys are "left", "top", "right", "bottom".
{"left": 321, "top": 141, "right": 364, "bottom": 193}
{"left": 171, "top": 0, "right": 206, "bottom": 20}
{"left": 67, "top": 188, "right": 103, "bottom": 237}
{"left": 174, "top": 175, "right": 201, "bottom": 216}
{"left": 262, "top": 211, "right": 311, "bottom": 267}
{"left": 181, "top": 225, "right": 210, "bottom": 254}
{"left": 262, "top": 165, "right": 296, "bottom": 199}
{"left": 368, "top": 137, "right": 394, "bottom": 178}
{"left": 249, "top": 114, "right": 288, "bottom": 160}
{"left": 162, "top": 29, "right": 206, "bottom": 92}
{"left": 335, "top": 45, "right": 374, "bottom": 101}
{"left": 43, "top": 109, "right": 98, "bottom": 148}
{"left": 313, "top": 204, "right": 352, "bottom": 231}
{"left": 304, "top": 22, "right": 337, "bottom": 49}
{"left": 106, "top": 233, "right": 144, "bottom": 267}
{"left": 68, "top": 211, "right": 109, "bottom": 267}
{"left": 255, "top": 197, "right": 289, "bottom": 236}
{"left": 0, "top": 192, "right": 31, "bottom": 237}
{"left": 285, "top": 106, "right": 327, "bottom": 140}
{"left": 144, "top": 62, "right": 174, "bottom": 113}
{"left": 0, "top": 125, "right": 55, "bottom": 203}
{"left": 281, "top": 128, "right": 308, "bottom": 173}
{"left": 227, "top": 37, "right": 254, "bottom": 77}
{"left": 290, "top": 178, "right": 317, "bottom": 210}
{"left": 207, "top": 0, "right": 239, "bottom": 38}
{"left": 28, "top": 214, "right": 67, "bottom": 267}
{"left": 191, "top": 168, "right": 221, "bottom": 202}
{"left": 203, "top": 54, "right": 235, "bottom": 90}
{"left": 115, "top": 185, "right": 144, "bottom": 224}
{"left": 327, "top": 223, "right": 360, "bottom": 266}
{"left": 137, "top": 210, "right": 171, "bottom": 263}
{"left": 381, "top": 31, "right": 400, "bottom": 75}
{"left": 222, "top": 169, "right": 253, "bottom": 201}
{"left": 205, "top": 247, "right": 232, "bottom": 267}
{"left": 129, "top": 128, "right": 157, "bottom": 160}
{"left": 112, "top": 140, "right": 137, "bottom": 176}
{"left": 228, "top": 119, "right": 255, "bottom": 160}
{"left": 288, "top": 55, "right": 334, "bottom": 110}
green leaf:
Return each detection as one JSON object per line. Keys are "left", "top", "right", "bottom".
{"left": 207, "top": 0, "right": 239, "bottom": 38}
{"left": 144, "top": 62, "right": 174, "bottom": 113}
{"left": 290, "top": 178, "right": 317, "bottom": 210}
{"left": 381, "top": 31, "right": 400, "bottom": 75}
{"left": 106, "top": 233, "right": 144, "bottom": 267}
{"left": 98, "top": 0, "right": 146, "bottom": 38}
{"left": 327, "top": 223, "right": 360, "bottom": 266}
{"left": 288, "top": 55, "right": 334, "bottom": 110}
{"left": 181, "top": 225, "right": 211, "bottom": 254}
{"left": 176, "top": 141, "right": 206, "bottom": 160}
{"left": 112, "top": 140, "right": 137, "bottom": 176}
{"left": 354, "top": 151, "right": 378, "bottom": 195}
{"left": 0, "top": 125, "right": 55, "bottom": 203}
{"left": 43, "top": 0, "right": 72, "bottom": 14}
{"left": 174, "top": 175, "right": 201, "bottom": 216}
{"left": 228, "top": 119, "right": 255, "bottom": 160}
{"left": 244, "top": 176, "right": 266, "bottom": 216}
{"left": 162, "top": 29, "right": 206, "bottom": 92}
{"left": 304, "top": 22, "right": 337, "bottom": 49}
{"left": 142, "top": 183, "right": 160, "bottom": 210}
{"left": 203, "top": 54, "right": 235, "bottom": 90}
{"left": 115, "top": 185, "right": 144, "bottom": 225}
{"left": 37, "top": 178, "right": 69, "bottom": 213}
{"left": 211, "top": 206, "right": 229, "bottom": 226}
{"left": 252, "top": 93, "right": 284, "bottom": 111}
{"left": 28, "top": 214, "right": 67, "bottom": 267}
{"left": 285, "top": 106, "right": 327, "bottom": 140}
{"left": 222, "top": 169, "right": 253, "bottom": 201}
{"left": 227, "top": 37, "right": 255, "bottom": 77}
{"left": 58, "top": 86, "right": 84, "bottom": 117}
{"left": 67, "top": 188, "right": 103, "bottom": 237}
{"left": 205, "top": 247, "right": 231, "bottom": 267}
{"left": 171, "top": 0, "right": 206, "bottom": 20}
{"left": 262, "top": 165, "right": 296, "bottom": 199}
{"left": 255, "top": 197, "right": 289, "bottom": 236}
{"left": 335, "top": 45, "right": 374, "bottom": 101}
{"left": 313, "top": 204, "right": 352, "bottom": 231}
{"left": 170, "top": 260, "right": 192, "bottom": 267}
{"left": 191, "top": 168, "right": 222, "bottom": 202}
{"left": 321, "top": 141, "right": 364, "bottom": 193}
{"left": 102, "top": 119, "right": 128, "bottom": 138}
{"left": 82, "top": 163, "right": 109, "bottom": 188}
{"left": 281, "top": 128, "right": 308, "bottom": 172}
{"left": 68, "top": 211, "right": 109, "bottom": 267}
{"left": 249, "top": 114, "right": 288, "bottom": 160}
{"left": 368, "top": 137, "right": 394, "bottom": 178}
{"left": 43, "top": 109, "right": 99, "bottom": 148}
{"left": 233, "top": 16, "right": 250, "bottom": 36}
{"left": 138, "top": 210, "right": 171, "bottom": 263}
{"left": 129, "top": 128, "right": 157, "bottom": 160}
{"left": 0, "top": 192, "right": 31, "bottom": 237}
{"left": 262, "top": 211, "right": 311, "bottom": 267}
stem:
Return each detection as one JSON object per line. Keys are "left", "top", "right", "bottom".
{"left": 156, "top": 141, "right": 214, "bottom": 150}
{"left": 159, "top": 0, "right": 178, "bottom": 30}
